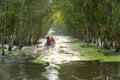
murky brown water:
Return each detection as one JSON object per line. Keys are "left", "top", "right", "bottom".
{"left": 59, "top": 61, "right": 120, "bottom": 80}
{"left": 0, "top": 59, "right": 120, "bottom": 80}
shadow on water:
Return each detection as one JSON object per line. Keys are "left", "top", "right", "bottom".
{"left": 0, "top": 57, "right": 47, "bottom": 80}
{"left": 59, "top": 61, "right": 120, "bottom": 80}
{"left": 0, "top": 58, "right": 120, "bottom": 80}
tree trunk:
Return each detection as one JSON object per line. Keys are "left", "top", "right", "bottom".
{"left": 28, "top": 35, "right": 32, "bottom": 46}
{"left": 1, "top": 36, "right": 5, "bottom": 56}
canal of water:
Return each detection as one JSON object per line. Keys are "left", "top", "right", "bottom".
{"left": 0, "top": 60, "right": 120, "bottom": 80}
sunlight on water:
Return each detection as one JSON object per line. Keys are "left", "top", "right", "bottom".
{"left": 46, "top": 28, "right": 55, "bottom": 36}
{"left": 42, "top": 63, "right": 59, "bottom": 80}
{"left": 42, "top": 69, "right": 59, "bottom": 80}
{"left": 38, "top": 28, "right": 80, "bottom": 64}
{"left": 38, "top": 28, "right": 81, "bottom": 80}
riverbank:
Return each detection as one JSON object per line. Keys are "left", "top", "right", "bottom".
{"left": 68, "top": 37, "right": 120, "bottom": 62}
{"left": 0, "top": 46, "right": 39, "bottom": 63}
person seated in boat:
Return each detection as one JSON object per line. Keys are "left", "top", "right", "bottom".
{"left": 46, "top": 36, "right": 51, "bottom": 47}
{"left": 50, "top": 36, "right": 55, "bottom": 47}
{"left": 45, "top": 36, "right": 55, "bottom": 48}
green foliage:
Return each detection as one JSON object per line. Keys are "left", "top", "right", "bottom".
{"left": 29, "top": 57, "right": 45, "bottom": 64}
{"left": 53, "top": 0, "right": 120, "bottom": 51}
{"left": 0, "top": 0, "right": 52, "bottom": 47}
{"left": 0, "top": 0, "right": 120, "bottom": 52}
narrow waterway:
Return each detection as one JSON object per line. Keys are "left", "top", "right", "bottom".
{"left": 0, "top": 29, "right": 120, "bottom": 80}
{"left": 0, "top": 60, "right": 120, "bottom": 80}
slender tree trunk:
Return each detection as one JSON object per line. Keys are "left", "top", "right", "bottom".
{"left": 96, "top": 38, "right": 99, "bottom": 46}
{"left": 5, "top": 0, "right": 8, "bottom": 44}
{"left": 115, "top": 42, "right": 120, "bottom": 52}
{"left": 1, "top": 35, "right": 5, "bottom": 56}
{"left": 28, "top": 35, "right": 32, "bottom": 46}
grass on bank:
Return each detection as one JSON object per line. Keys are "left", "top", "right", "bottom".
{"left": 68, "top": 38, "right": 120, "bottom": 62}
{"left": 29, "top": 57, "right": 45, "bottom": 64}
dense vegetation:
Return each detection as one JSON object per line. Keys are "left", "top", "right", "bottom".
{"left": 0, "top": 0, "right": 120, "bottom": 54}
{"left": 0, "top": 0, "right": 53, "bottom": 54}
{"left": 53, "top": 0, "right": 120, "bottom": 52}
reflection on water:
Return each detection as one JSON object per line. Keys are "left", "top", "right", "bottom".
{"left": 42, "top": 68, "right": 59, "bottom": 80}
{"left": 59, "top": 61, "right": 120, "bottom": 80}
{"left": 0, "top": 58, "right": 47, "bottom": 80}
{"left": 0, "top": 59, "right": 120, "bottom": 80}
{"left": 42, "top": 63, "right": 59, "bottom": 80}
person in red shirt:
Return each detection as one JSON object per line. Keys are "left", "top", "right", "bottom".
{"left": 45, "top": 36, "right": 55, "bottom": 48}
{"left": 50, "top": 36, "right": 55, "bottom": 47}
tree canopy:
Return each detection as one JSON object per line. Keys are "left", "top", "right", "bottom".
{"left": 0, "top": 0, "right": 120, "bottom": 53}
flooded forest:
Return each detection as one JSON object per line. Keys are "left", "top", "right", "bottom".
{"left": 0, "top": 0, "right": 120, "bottom": 80}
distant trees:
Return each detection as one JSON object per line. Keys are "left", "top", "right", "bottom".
{"left": 0, "top": 0, "right": 52, "bottom": 54}
{"left": 53, "top": 0, "right": 120, "bottom": 51}
{"left": 0, "top": 0, "right": 120, "bottom": 53}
